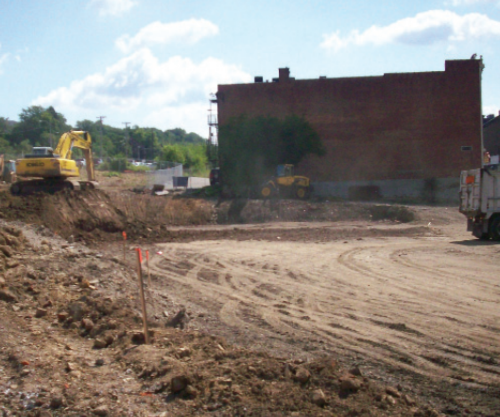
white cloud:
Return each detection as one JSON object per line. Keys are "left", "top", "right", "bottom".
{"left": 32, "top": 48, "right": 251, "bottom": 135}
{"left": 321, "top": 10, "right": 500, "bottom": 52}
{"left": 89, "top": 0, "right": 137, "bottom": 17}
{"left": 116, "top": 19, "right": 219, "bottom": 53}
{"left": 483, "top": 104, "right": 500, "bottom": 116}
{"left": 447, "top": 0, "right": 499, "bottom": 5}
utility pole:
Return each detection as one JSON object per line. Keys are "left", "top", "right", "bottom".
{"left": 49, "top": 119, "right": 53, "bottom": 149}
{"left": 122, "top": 122, "right": 130, "bottom": 159}
{"left": 97, "top": 116, "right": 106, "bottom": 159}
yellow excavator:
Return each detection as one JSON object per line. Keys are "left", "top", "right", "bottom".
{"left": 260, "top": 164, "right": 312, "bottom": 199}
{"left": 10, "top": 130, "right": 98, "bottom": 195}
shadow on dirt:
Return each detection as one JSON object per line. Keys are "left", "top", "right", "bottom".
{"left": 450, "top": 239, "right": 500, "bottom": 246}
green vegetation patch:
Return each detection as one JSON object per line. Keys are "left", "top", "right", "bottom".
{"left": 219, "top": 115, "right": 325, "bottom": 193}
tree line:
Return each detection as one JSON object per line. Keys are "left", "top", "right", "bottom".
{"left": 0, "top": 105, "right": 213, "bottom": 174}
{"left": 1, "top": 106, "right": 326, "bottom": 183}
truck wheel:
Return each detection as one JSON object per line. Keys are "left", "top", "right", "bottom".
{"left": 472, "top": 223, "right": 490, "bottom": 240}
{"left": 474, "top": 231, "right": 490, "bottom": 240}
{"left": 488, "top": 216, "right": 500, "bottom": 241}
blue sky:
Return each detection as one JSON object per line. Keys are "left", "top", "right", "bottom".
{"left": 1, "top": 0, "right": 499, "bottom": 137}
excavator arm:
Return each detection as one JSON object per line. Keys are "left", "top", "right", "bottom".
{"left": 54, "top": 131, "right": 96, "bottom": 182}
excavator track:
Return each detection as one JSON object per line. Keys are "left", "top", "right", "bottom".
{"left": 10, "top": 179, "right": 98, "bottom": 196}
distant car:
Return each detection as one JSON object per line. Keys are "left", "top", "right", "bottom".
{"left": 209, "top": 168, "right": 221, "bottom": 186}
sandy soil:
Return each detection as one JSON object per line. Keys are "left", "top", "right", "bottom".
{"left": 0, "top": 189, "right": 499, "bottom": 416}
{"left": 138, "top": 216, "right": 500, "bottom": 414}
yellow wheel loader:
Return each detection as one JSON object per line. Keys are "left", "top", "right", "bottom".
{"left": 10, "top": 130, "right": 98, "bottom": 195}
{"left": 260, "top": 164, "right": 312, "bottom": 200}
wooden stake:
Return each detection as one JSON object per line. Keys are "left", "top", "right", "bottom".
{"left": 146, "top": 250, "right": 151, "bottom": 288}
{"left": 136, "top": 248, "right": 149, "bottom": 344}
{"left": 122, "top": 231, "right": 127, "bottom": 263}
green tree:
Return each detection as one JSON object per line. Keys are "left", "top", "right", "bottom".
{"left": 18, "top": 139, "right": 32, "bottom": 156}
{"left": 0, "top": 137, "right": 15, "bottom": 156}
{"left": 161, "top": 144, "right": 186, "bottom": 165}
{"left": 162, "top": 128, "right": 205, "bottom": 145}
{"left": 0, "top": 106, "right": 208, "bottom": 161}
{"left": 9, "top": 106, "right": 70, "bottom": 149}
{"left": 160, "top": 143, "right": 208, "bottom": 176}
{"left": 130, "top": 128, "right": 161, "bottom": 160}
{"left": 218, "top": 115, "right": 325, "bottom": 191}
{"left": 0, "top": 117, "right": 12, "bottom": 135}
{"left": 184, "top": 144, "right": 208, "bottom": 173}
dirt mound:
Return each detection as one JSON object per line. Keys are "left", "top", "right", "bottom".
{"left": 0, "top": 190, "right": 215, "bottom": 242}
{"left": 0, "top": 190, "right": 124, "bottom": 237}
{"left": 216, "top": 199, "right": 417, "bottom": 224}
{"left": 0, "top": 190, "right": 449, "bottom": 245}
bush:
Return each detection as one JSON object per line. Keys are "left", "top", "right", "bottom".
{"left": 103, "top": 171, "right": 121, "bottom": 178}
{"left": 369, "top": 205, "right": 415, "bottom": 223}
{"left": 160, "top": 144, "right": 208, "bottom": 175}
{"left": 98, "top": 159, "right": 128, "bottom": 172}
{"left": 127, "top": 164, "right": 150, "bottom": 172}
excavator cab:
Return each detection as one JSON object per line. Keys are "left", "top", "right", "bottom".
{"left": 30, "top": 147, "right": 54, "bottom": 157}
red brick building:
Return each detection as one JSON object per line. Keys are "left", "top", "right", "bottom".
{"left": 217, "top": 60, "right": 483, "bottom": 202}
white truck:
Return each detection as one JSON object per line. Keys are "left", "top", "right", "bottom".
{"left": 459, "top": 165, "right": 500, "bottom": 240}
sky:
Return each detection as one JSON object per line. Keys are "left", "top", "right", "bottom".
{"left": 1, "top": 0, "right": 500, "bottom": 137}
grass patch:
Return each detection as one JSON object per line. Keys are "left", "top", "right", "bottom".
{"left": 103, "top": 171, "right": 121, "bottom": 178}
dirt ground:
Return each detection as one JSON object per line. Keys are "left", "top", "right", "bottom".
{"left": 0, "top": 185, "right": 499, "bottom": 416}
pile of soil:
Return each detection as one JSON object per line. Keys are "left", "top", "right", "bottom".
{"left": 0, "top": 190, "right": 215, "bottom": 242}
{"left": 216, "top": 199, "right": 417, "bottom": 224}
{"left": 0, "top": 224, "right": 439, "bottom": 416}
{"left": 0, "top": 190, "right": 427, "bottom": 245}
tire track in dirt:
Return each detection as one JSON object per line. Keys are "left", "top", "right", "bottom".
{"left": 150, "top": 248, "right": 300, "bottom": 338}
{"left": 165, "top": 250, "right": 333, "bottom": 344}
{"left": 333, "top": 241, "right": 500, "bottom": 383}
{"left": 149, "top": 237, "right": 500, "bottom": 386}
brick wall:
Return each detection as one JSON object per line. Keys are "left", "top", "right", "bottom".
{"left": 217, "top": 60, "right": 483, "bottom": 183}
{"left": 484, "top": 116, "right": 500, "bottom": 156}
